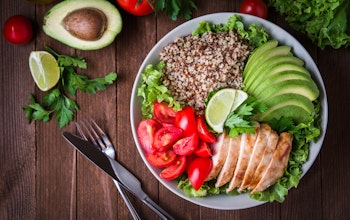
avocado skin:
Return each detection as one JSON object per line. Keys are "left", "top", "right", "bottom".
{"left": 43, "top": 0, "right": 122, "bottom": 50}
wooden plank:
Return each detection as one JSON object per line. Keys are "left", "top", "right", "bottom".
{"left": 0, "top": 0, "right": 36, "bottom": 219}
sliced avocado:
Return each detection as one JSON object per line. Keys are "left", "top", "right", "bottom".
{"left": 243, "top": 40, "right": 278, "bottom": 77}
{"left": 260, "top": 93, "right": 314, "bottom": 112}
{"left": 256, "top": 79, "right": 320, "bottom": 102}
{"left": 245, "top": 63, "right": 310, "bottom": 93}
{"left": 255, "top": 100, "right": 313, "bottom": 124}
{"left": 243, "top": 55, "right": 304, "bottom": 88}
{"left": 43, "top": 0, "right": 122, "bottom": 50}
{"left": 243, "top": 45, "right": 292, "bottom": 80}
{"left": 251, "top": 71, "right": 312, "bottom": 95}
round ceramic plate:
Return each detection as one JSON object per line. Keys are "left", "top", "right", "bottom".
{"left": 130, "top": 13, "right": 328, "bottom": 210}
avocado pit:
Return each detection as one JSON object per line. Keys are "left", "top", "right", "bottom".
{"left": 63, "top": 8, "right": 107, "bottom": 41}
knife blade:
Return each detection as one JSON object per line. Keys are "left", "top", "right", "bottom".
{"left": 62, "top": 132, "right": 175, "bottom": 220}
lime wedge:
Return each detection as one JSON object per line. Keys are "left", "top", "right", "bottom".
{"left": 231, "top": 90, "right": 248, "bottom": 111}
{"left": 205, "top": 88, "right": 237, "bottom": 133}
{"left": 29, "top": 51, "right": 60, "bottom": 91}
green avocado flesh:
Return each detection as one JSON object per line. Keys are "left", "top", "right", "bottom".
{"left": 244, "top": 41, "right": 320, "bottom": 124}
{"left": 43, "top": 0, "right": 122, "bottom": 50}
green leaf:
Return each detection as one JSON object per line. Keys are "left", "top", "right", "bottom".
{"left": 151, "top": 0, "right": 196, "bottom": 21}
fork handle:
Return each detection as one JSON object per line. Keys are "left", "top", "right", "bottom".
{"left": 113, "top": 180, "right": 141, "bottom": 220}
{"left": 142, "top": 196, "right": 175, "bottom": 220}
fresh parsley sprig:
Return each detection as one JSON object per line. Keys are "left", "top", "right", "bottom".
{"left": 224, "top": 96, "right": 267, "bottom": 137}
{"left": 145, "top": 0, "right": 197, "bottom": 21}
{"left": 23, "top": 46, "right": 117, "bottom": 128}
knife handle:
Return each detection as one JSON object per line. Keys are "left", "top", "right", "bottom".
{"left": 113, "top": 179, "right": 141, "bottom": 220}
{"left": 142, "top": 196, "right": 175, "bottom": 220}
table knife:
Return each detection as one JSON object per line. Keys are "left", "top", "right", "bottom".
{"left": 62, "top": 132, "right": 175, "bottom": 220}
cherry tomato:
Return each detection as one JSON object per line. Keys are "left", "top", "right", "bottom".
{"left": 173, "top": 133, "right": 199, "bottom": 156}
{"left": 174, "top": 106, "right": 197, "bottom": 137}
{"left": 137, "top": 119, "right": 162, "bottom": 154}
{"left": 3, "top": 15, "right": 33, "bottom": 44}
{"left": 153, "top": 126, "right": 183, "bottom": 152}
{"left": 116, "top": 0, "right": 154, "bottom": 16}
{"left": 146, "top": 149, "right": 177, "bottom": 168}
{"left": 160, "top": 156, "right": 187, "bottom": 180}
{"left": 239, "top": 0, "right": 268, "bottom": 19}
{"left": 186, "top": 157, "right": 213, "bottom": 190}
{"left": 196, "top": 115, "right": 216, "bottom": 143}
{"left": 194, "top": 141, "right": 213, "bottom": 157}
{"left": 153, "top": 102, "right": 177, "bottom": 124}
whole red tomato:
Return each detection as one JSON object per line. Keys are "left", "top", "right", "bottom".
{"left": 116, "top": 0, "right": 154, "bottom": 16}
{"left": 239, "top": 0, "right": 268, "bottom": 19}
{"left": 3, "top": 15, "right": 33, "bottom": 44}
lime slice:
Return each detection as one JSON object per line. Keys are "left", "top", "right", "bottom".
{"left": 205, "top": 88, "right": 237, "bottom": 133}
{"left": 231, "top": 90, "right": 248, "bottom": 111}
{"left": 29, "top": 51, "right": 60, "bottom": 91}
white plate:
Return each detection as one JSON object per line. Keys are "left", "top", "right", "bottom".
{"left": 130, "top": 13, "right": 328, "bottom": 210}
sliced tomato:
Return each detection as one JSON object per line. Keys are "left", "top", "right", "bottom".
{"left": 160, "top": 156, "right": 187, "bottom": 180}
{"left": 154, "top": 101, "right": 177, "bottom": 124}
{"left": 137, "top": 119, "right": 162, "bottom": 154}
{"left": 174, "top": 106, "right": 197, "bottom": 137}
{"left": 196, "top": 115, "right": 217, "bottom": 143}
{"left": 172, "top": 133, "right": 199, "bottom": 156}
{"left": 194, "top": 141, "right": 213, "bottom": 157}
{"left": 146, "top": 150, "right": 177, "bottom": 168}
{"left": 153, "top": 126, "right": 183, "bottom": 152}
{"left": 186, "top": 157, "right": 213, "bottom": 190}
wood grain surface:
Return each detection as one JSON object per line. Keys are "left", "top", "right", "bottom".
{"left": 1, "top": 0, "right": 349, "bottom": 219}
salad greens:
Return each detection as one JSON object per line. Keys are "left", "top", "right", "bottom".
{"left": 269, "top": 0, "right": 350, "bottom": 49}
{"left": 138, "top": 15, "right": 322, "bottom": 203}
{"left": 193, "top": 15, "right": 269, "bottom": 48}
{"left": 137, "top": 62, "right": 181, "bottom": 119}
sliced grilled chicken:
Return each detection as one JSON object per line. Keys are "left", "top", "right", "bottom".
{"left": 250, "top": 132, "right": 293, "bottom": 194}
{"left": 215, "top": 135, "right": 241, "bottom": 187}
{"left": 205, "top": 132, "right": 231, "bottom": 181}
{"left": 248, "top": 130, "right": 279, "bottom": 190}
{"left": 239, "top": 123, "right": 271, "bottom": 191}
{"left": 226, "top": 125, "right": 260, "bottom": 192}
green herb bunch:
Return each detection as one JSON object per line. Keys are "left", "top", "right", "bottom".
{"left": 23, "top": 46, "right": 117, "bottom": 128}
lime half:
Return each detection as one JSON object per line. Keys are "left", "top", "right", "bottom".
{"left": 29, "top": 51, "right": 60, "bottom": 91}
{"left": 205, "top": 88, "right": 237, "bottom": 133}
{"left": 231, "top": 90, "right": 248, "bottom": 112}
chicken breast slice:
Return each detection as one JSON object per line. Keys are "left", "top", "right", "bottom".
{"left": 239, "top": 123, "right": 271, "bottom": 191}
{"left": 205, "top": 132, "right": 231, "bottom": 181}
{"left": 215, "top": 135, "right": 241, "bottom": 188}
{"left": 250, "top": 132, "right": 293, "bottom": 194}
{"left": 226, "top": 125, "right": 260, "bottom": 192}
{"left": 248, "top": 130, "right": 279, "bottom": 190}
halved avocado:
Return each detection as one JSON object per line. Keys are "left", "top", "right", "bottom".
{"left": 43, "top": 0, "right": 122, "bottom": 50}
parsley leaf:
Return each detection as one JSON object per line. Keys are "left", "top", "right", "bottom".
{"left": 149, "top": 0, "right": 197, "bottom": 21}
{"left": 23, "top": 46, "right": 117, "bottom": 128}
{"left": 224, "top": 96, "right": 267, "bottom": 137}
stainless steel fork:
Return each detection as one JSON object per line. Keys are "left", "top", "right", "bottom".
{"left": 76, "top": 118, "right": 141, "bottom": 220}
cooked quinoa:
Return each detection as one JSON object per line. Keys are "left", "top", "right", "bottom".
{"left": 159, "top": 31, "right": 252, "bottom": 114}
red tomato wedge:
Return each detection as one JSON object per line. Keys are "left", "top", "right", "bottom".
{"left": 146, "top": 150, "right": 177, "bottom": 168}
{"left": 187, "top": 157, "right": 213, "bottom": 190}
{"left": 194, "top": 141, "right": 213, "bottom": 157}
{"left": 153, "top": 126, "right": 183, "bottom": 152}
{"left": 173, "top": 133, "right": 199, "bottom": 156}
{"left": 160, "top": 156, "right": 187, "bottom": 180}
{"left": 154, "top": 101, "right": 177, "bottom": 124}
{"left": 196, "top": 115, "right": 217, "bottom": 143}
{"left": 137, "top": 119, "right": 162, "bottom": 154}
{"left": 174, "top": 106, "right": 197, "bottom": 137}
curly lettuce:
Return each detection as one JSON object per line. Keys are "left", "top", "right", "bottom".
{"left": 269, "top": 0, "right": 350, "bottom": 49}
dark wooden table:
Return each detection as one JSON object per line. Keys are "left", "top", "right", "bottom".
{"left": 1, "top": 0, "right": 349, "bottom": 219}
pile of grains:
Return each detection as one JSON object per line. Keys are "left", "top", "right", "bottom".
{"left": 159, "top": 31, "right": 252, "bottom": 114}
